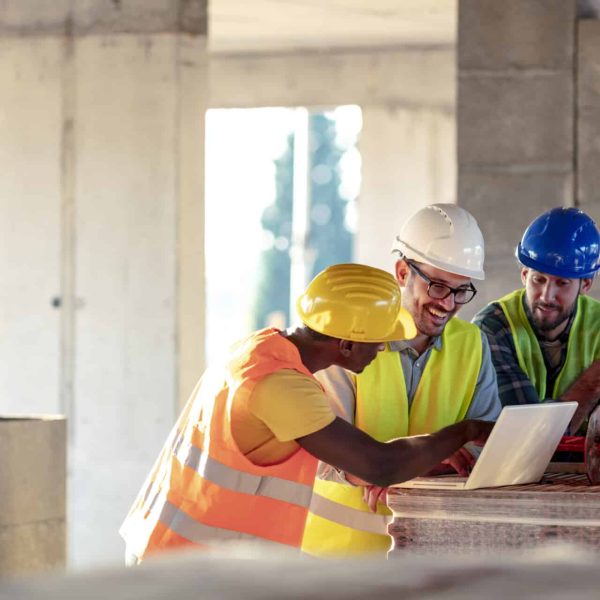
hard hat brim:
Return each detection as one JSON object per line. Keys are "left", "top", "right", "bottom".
{"left": 296, "top": 301, "right": 417, "bottom": 343}
{"left": 385, "top": 306, "right": 417, "bottom": 342}
{"left": 395, "top": 243, "right": 486, "bottom": 281}
{"left": 516, "top": 244, "right": 600, "bottom": 279}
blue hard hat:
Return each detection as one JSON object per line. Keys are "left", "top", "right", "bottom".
{"left": 516, "top": 207, "right": 600, "bottom": 278}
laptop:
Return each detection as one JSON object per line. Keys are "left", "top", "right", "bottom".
{"left": 392, "top": 402, "right": 577, "bottom": 491}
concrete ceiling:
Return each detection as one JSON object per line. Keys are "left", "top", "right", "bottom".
{"left": 209, "top": 0, "right": 456, "bottom": 54}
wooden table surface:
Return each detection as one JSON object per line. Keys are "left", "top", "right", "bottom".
{"left": 387, "top": 474, "right": 600, "bottom": 555}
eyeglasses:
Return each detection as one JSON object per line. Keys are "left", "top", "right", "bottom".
{"left": 406, "top": 261, "right": 477, "bottom": 305}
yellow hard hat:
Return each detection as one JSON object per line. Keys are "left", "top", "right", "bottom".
{"left": 296, "top": 263, "right": 416, "bottom": 342}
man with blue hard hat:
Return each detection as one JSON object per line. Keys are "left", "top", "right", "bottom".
{"left": 474, "top": 207, "right": 600, "bottom": 434}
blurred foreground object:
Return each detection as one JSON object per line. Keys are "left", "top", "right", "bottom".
{"left": 1, "top": 543, "right": 600, "bottom": 599}
{"left": 585, "top": 405, "right": 600, "bottom": 484}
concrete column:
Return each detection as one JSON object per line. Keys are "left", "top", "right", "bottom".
{"left": 0, "top": 417, "right": 66, "bottom": 576}
{"left": 457, "top": 0, "right": 577, "bottom": 319}
{"left": 578, "top": 20, "right": 600, "bottom": 223}
{"left": 71, "top": 31, "right": 206, "bottom": 568}
{"left": 0, "top": 1, "right": 207, "bottom": 568}
{"left": 177, "top": 36, "right": 207, "bottom": 409}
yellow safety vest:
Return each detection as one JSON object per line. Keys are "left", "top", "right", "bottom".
{"left": 498, "top": 289, "right": 600, "bottom": 399}
{"left": 301, "top": 318, "right": 482, "bottom": 557}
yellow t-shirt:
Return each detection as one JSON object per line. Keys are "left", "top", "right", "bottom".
{"left": 231, "top": 369, "right": 336, "bottom": 466}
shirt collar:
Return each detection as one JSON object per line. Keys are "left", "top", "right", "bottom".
{"left": 389, "top": 334, "right": 443, "bottom": 353}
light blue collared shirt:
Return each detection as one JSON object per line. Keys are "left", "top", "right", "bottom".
{"left": 316, "top": 330, "right": 501, "bottom": 424}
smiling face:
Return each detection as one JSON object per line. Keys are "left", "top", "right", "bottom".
{"left": 521, "top": 268, "right": 592, "bottom": 340}
{"left": 395, "top": 259, "right": 472, "bottom": 339}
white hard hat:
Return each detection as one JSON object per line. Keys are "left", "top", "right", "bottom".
{"left": 391, "top": 204, "right": 485, "bottom": 280}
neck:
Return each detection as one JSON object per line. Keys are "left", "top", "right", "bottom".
{"left": 406, "top": 332, "right": 433, "bottom": 356}
{"left": 534, "top": 321, "right": 569, "bottom": 343}
{"left": 282, "top": 327, "right": 336, "bottom": 373}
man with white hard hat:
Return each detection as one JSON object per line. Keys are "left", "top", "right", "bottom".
{"left": 301, "top": 204, "right": 501, "bottom": 558}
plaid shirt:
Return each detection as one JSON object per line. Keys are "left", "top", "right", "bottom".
{"left": 472, "top": 300, "right": 572, "bottom": 406}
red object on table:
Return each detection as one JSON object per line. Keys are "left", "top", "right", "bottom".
{"left": 557, "top": 436, "right": 586, "bottom": 453}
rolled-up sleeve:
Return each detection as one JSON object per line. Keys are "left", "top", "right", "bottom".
{"left": 314, "top": 365, "right": 357, "bottom": 423}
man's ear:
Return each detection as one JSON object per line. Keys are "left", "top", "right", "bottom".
{"left": 580, "top": 277, "right": 594, "bottom": 295}
{"left": 338, "top": 339, "right": 353, "bottom": 358}
{"left": 520, "top": 267, "right": 529, "bottom": 287}
{"left": 395, "top": 260, "right": 410, "bottom": 286}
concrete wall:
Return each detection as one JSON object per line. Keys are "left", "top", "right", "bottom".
{"left": 208, "top": 47, "right": 454, "bottom": 109}
{"left": 0, "top": 1, "right": 207, "bottom": 569}
{"left": 457, "top": 0, "right": 578, "bottom": 320}
{"left": 70, "top": 33, "right": 184, "bottom": 567}
{"left": 0, "top": 38, "right": 62, "bottom": 415}
{"left": 358, "top": 105, "right": 455, "bottom": 271}
{"left": 578, "top": 20, "right": 600, "bottom": 224}
{"left": 208, "top": 47, "right": 456, "bottom": 271}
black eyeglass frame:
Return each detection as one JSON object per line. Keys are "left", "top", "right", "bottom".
{"left": 406, "top": 261, "right": 477, "bottom": 305}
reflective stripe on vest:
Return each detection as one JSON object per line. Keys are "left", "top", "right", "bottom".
{"left": 301, "top": 319, "right": 482, "bottom": 558}
{"left": 302, "top": 480, "right": 393, "bottom": 557}
{"left": 120, "top": 329, "right": 319, "bottom": 558}
{"left": 498, "top": 290, "right": 600, "bottom": 399}
{"left": 173, "top": 437, "right": 313, "bottom": 508}
{"left": 307, "top": 483, "right": 390, "bottom": 535}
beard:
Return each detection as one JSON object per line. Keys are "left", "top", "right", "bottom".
{"left": 528, "top": 300, "right": 576, "bottom": 335}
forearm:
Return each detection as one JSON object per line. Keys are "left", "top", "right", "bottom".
{"left": 374, "top": 421, "right": 476, "bottom": 486}
{"left": 298, "top": 417, "right": 487, "bottom": 488}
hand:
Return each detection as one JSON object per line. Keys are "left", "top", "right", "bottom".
{"left": 440, "top": 446, "right": 476, "bottom": 477}
{"left": 363, "top": 484, "right": 387, "bottom": 513}
{"left": 464, "top": 419, "right": 495, "bottom": 445}
{"left": 423, "top": 462, "right": 457, "bottom": 476}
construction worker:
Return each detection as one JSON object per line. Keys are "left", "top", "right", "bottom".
{"left": 301, "top": 205, "right": 501, "bottom": 558}
{"left": 119, "top": 263, "right": 493, "bottom": 563}
{"left": 473, "top": 207, "right": 600, "bottom": 435}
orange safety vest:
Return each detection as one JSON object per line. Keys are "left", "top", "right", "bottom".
{"left": 119, "top": 328, "right": 319, "bottom": 559}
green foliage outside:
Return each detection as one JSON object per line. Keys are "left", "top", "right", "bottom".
{"left": 253, "top": 133, "right": 294, "bottom": 329}
{"left": 253, "top": 112, "right": 354, "bottom": 329}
